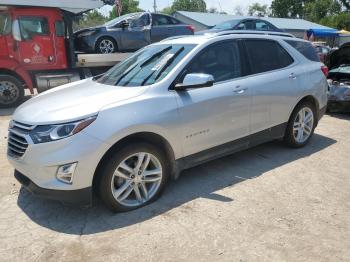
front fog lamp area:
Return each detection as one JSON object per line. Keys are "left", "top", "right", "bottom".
{"left": 56, "top": 163, "right": 77, "bottom": 184}
{"left": 30, "top": 116, "right": 96, "bottom": 144}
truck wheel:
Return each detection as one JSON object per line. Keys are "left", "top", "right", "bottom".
{"left": 98, "top": 143, "right": 170, "bottom": 212}
{"left": 284, "top": 101, "right": 316, "bottom": 148}
{"left": 0, "top": 74, "right": 24, "bottom": 108}
{"left": 96, "top": 37, "right": 117, "bottom": 54}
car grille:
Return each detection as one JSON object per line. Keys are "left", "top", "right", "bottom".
{"left": 7, "top": 121, "right": 35, "bottom": 158}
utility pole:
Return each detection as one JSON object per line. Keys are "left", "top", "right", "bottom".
{"left": 153, "top": 0, "right": 157, "bottom": 13}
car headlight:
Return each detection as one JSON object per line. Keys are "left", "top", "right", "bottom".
{"left": 78, "top": 30, "right": 97, "bottom": 37}
{"left": 30, "top": 116, "right": 97, "bottom": 144}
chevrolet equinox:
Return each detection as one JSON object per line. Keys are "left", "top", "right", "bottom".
{"left": 8, "top": 31, "right": 328, "bottom": 212}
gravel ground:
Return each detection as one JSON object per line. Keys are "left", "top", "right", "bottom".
{"left": 0, "top": 108, "right": 349, "bottom": 262}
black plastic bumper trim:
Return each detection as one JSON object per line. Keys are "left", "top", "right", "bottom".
{"left": 14, "top": 170, "right": 92, "bottom": 206}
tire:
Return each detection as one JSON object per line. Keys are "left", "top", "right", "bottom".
{"left": 95, "top": 37, "right": 117, "bottom": 54}
{"left": 98, "top": 143, "right": 170, "bottom": 212}
{"left": 284, "top": 101, "right": 317, "bottom": 148}
{"left": 0, "top": 74, "right": 24, "bottom": 108}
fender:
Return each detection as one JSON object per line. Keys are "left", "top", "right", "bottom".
{"left": 0, "top": 60, "right": 34, "bottom": 94}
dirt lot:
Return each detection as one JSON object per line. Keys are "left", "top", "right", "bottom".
{"left": 0, "top": 108, "right": 349, "bottom": 262}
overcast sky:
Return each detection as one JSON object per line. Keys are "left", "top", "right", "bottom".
{"left": 100, "top": 0, "right": 273, "bottom": 16}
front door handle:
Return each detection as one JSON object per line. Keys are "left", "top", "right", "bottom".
{"left": 289, "top": 73, "right": 297, "bottom": 80}
{"left": 233, "top": 87, "right": 248, "bottom": 94}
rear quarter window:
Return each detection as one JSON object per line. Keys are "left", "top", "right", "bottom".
{"left": 244, "top": 39, "right": 294, "bottom": 75}
{"left": 285, "top": 40, "right": 320, "bottom": 62}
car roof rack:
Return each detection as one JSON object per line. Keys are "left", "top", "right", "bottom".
{"left": 206, "top": 30, "right": 295, "bottom": 38}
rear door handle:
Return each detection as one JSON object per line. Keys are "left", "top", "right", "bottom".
{"left": 233, "top": 85, "right": 248, "bottom": 94}
{"left": 289, "top": 73, "right": 297, "bottom": 80}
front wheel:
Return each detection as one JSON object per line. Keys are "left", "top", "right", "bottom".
{"left": 0, "top": 74, "right": 24, "bottom": 108}
{"left": 284, "top": 102, "right": 316, "bottom": 148}
{"left": 98, "top": 143, "right": 169, "bottom": 212}
{"left": 96, "top": 37, "right": 117, "bottom": 54}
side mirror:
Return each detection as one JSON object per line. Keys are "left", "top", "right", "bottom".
{"left": 12, "top": 20, "right": 22, "bottom": 41}
{"left": 120, "top": 20, "right": 129, "bottom": 29}
{"left": 175, "top": 73, "right": 214, "bottom": 91}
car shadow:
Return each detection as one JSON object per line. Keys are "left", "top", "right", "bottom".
{"left": 17, "top": 133, "right": 336, "bottom": 235}
{"left": 326, "top": 112, "right": 350, "bottom": 120}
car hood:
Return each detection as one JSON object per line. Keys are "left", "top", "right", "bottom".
{"left": 74, "top": 26, "right": 104, "bottom": 35}
{"left": 13, "top": 78, "right": 146, "bottom": 125}
{"left": 327, "top": 43, "right": 350, "bottom": 69}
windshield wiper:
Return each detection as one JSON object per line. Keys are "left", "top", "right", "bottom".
{"left": 154, "top": 47, "right": 185, "bottom": 81}
{"left": 114, "top": 63, "right": 139, "bottom": 86}
{"left": 140, "top": 46, "right": 172, "bottom": 68}
{"left": 141, "top": 47, "right": 185, "bottom": 86}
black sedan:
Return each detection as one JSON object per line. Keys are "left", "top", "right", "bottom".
{"left": 74, "top": 12, "right": 194, "bottom": 54}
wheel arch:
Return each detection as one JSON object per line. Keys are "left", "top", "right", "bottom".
{"left": 290, "top": 95, "right": 320, "bottom": 123}
{"left": 92, "top": 131, "right": 177, "bottom": 192}
{"left": 0, "top": 68, "right": 34, "bottom": 93}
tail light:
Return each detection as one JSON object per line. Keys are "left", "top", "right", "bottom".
{"left": 186, "top": 25, "right": 195, "bottom": 33}
{"left": 345, "top": 89, "right": 350, "bottom": 97}
{"left": 321, "top": 66, "right": 329, "bottom": 77}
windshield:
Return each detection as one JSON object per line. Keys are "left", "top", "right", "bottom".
{"left": 97, "top": 44, "right": 196, "bottom": 87}
{"left": 104, "top": 13, "right": 141, "bottom": 27}
{"left": 0, "top": 13, "right": 12, "bottom": 35}
{"left": 213, "top": 19, "right": 240, "bottom": 30}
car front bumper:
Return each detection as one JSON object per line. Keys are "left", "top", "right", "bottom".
{"left": 7, "top": 131, "right": 110, "bottom": 205}
{"left": 14, "top": 170, "right": 92, "bottom": 205}
{"left": 74, "top": 36, "right": 96, "bottom": 52}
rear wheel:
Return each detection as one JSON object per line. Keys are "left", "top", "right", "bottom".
{"left": 284, "top": 101, "right": 316, "bottom": 148}
{"left": 0, "top": 74, "right": 24, "bottom": 108}
{"left": 98, "top": 143, "right": 169, "bottom": 212}
{"left": 96, "top": 37, "right": 117, "bottom": 54}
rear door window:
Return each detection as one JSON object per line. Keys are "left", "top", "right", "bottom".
{"left": 185, "top": 40, "right": 242, "bottom": 83}
{"left": 19, "top": 17, "right": 49, "bottom": 40}
{"left": 152, "top": 14, "right": 170, "bottom": 26}
{"left": 244, "top": 39, "right": 294, "bottom": 74}
{"left": 285, "top": 40, "right": 320, "bottom": 62}
{"left": 255, "top": 21, "right": 272, "bottom": 31}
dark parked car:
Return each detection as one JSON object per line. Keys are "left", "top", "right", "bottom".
{"left": 326, "top": 43, "right": 350, "bottom": 112}
{"left": 74, "top": 12, "right": 195, "bottom": 53}
{"left": 196, "top": 18, "right": 282, "bottom": 34}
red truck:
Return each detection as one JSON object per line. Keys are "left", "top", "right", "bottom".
{"left": 0, "top": 1, "right": 127, "bottom": 108}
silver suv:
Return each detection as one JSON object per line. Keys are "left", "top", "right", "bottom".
{"left": 8, "top": 32, "right": 328, "bottom": 212}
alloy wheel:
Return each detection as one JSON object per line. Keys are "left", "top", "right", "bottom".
{"left": 99, "top": 39, "right": 115, "bottom": 54}
{"left": 111, "top": 152, "right": 163, "bottom": 207}
{"left": 293, "top": 107, "right": 314, "bottom": 143}
{"left": 0, "top": 81, "right": 19, "bottom": 105}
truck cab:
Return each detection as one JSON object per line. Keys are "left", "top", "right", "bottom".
{"left": 0, "top": 6, "right": 80, "bottom": 107}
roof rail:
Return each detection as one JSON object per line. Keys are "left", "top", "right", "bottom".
{"left": 206, "top": 30, "right": 295, "bottom": 38}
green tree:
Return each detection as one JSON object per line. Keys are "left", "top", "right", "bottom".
{"left": 171, "top": 0, "right": 207, "bottom": 13}
{"left": 233, "top": 5, "right": 244, "bottom": 16}
{"left": 108, "top": 0, "right": 143, "bottom": 19}
{"left": 270, "top": 0, "right": 307, "bottom": 18}
{"left": 320, "top": 12, "right": 350, "bottom": 30}
{"left": 74, "top": 10, "right": 107, "bottom": 30}
{"left": 161, "top": 6, "right": 173, "bottom": 15}
{"left": 304, "top": 0, "right": 341, "bottom": 22}
{"left": 248, "top": 3, "right": 270, "bottom": 16}
{"left": 339, "top": 0, "right": 350, "bottom": 10}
